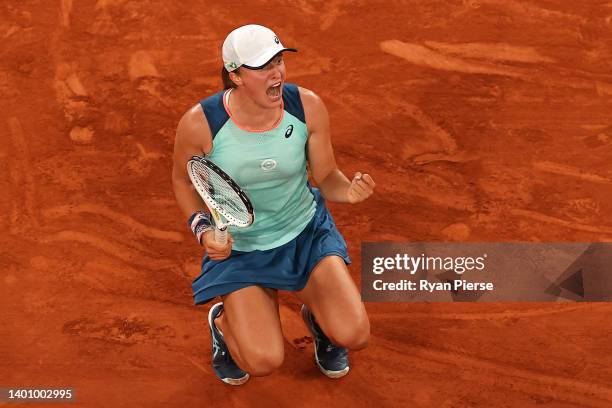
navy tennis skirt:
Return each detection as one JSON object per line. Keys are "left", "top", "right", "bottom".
{"left": 192, "top": 188, "right": 351, "bottom": 305}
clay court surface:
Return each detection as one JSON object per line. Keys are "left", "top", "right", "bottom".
{"left": 2, "top": 0, "right": 612, "bottom": 407}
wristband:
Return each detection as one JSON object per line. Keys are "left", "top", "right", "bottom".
{"left": 188, "top": 211, "right": 213, "bottom": 245}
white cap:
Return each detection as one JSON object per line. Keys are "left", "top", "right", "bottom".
{"left": 222, "top": 24, "right": 297, "bottom": 72}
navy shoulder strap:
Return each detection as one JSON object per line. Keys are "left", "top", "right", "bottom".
{"left": 199, "top": 90, "right": 229, "bottom": 139}
{"left": 282, "top": 83, "right": 306, "bottom": 124}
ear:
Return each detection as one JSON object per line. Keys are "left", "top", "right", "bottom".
{"left": 229, "top": 71, "right": 242, "bottom": 86}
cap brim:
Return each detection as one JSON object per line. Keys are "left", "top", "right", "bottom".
{"left": 242, "top": 48, "right": 297, "bottom": 70}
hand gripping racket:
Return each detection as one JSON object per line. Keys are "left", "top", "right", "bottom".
{"left": 187, "top": 156, "right": 254, "bottom": 244}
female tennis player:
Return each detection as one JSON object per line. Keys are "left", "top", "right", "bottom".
{"left": 172, "top": 24, "right": 375, "bottom": 385}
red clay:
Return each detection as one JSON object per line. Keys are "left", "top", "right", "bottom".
{"left": 2, "top": 1, "right": 612, "bottom": 407}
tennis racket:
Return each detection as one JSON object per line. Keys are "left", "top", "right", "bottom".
{"left": 187, "top": 156, "right": 254, "bottom": 245}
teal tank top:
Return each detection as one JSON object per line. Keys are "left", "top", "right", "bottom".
{"left": 199, "top": 83, "right": 316, "bottom": 251}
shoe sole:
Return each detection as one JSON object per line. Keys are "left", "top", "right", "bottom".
{"left": 314, "top": 355, "right": 350, "bottom": 379}
{"left": 208, "top": 303, "right": 250, "bottom": 386}
{"left": 221, "top": 374, "right": 250, "bottom": 386}
{"left": 301, "top": 305, "right": 350, "bottom": 379}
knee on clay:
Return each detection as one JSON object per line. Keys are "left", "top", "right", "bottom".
{"left": 239, "top": 344, "right": 284, "bottom": 376}
{"left": 326, "top": 315, "right": 370, "bottom": 351}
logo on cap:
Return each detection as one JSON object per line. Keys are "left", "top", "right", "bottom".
{"left": 274, "top": 36, "right": 280, "bottom": 44}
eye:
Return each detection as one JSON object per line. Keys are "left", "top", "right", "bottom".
{"left": 266, "top": 55, "right": 283, "bottom": 69}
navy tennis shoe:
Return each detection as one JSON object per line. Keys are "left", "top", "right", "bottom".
{"left": 301, "top": 304, "right": 350, "bottom": 378}
{"left": 208, "top": 302, "right": 250, "bottom": 385}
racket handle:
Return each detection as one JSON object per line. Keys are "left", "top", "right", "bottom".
{"left": 214, "top": 227, "right": 228, "bottom": 245}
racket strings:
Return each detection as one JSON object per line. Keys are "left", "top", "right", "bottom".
{"left": 191, "top": 163, "right": 251, "bottom": 225}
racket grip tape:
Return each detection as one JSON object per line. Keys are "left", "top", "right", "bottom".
{"left": 214, "top": 227, "right": 228, "bottom": 245}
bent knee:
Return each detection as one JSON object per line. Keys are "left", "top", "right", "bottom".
{"left": 328, "top": 317, "right": 370, "bottom": 351}
{"left": 240, "top": 347, "right": 284, "bottom": 376}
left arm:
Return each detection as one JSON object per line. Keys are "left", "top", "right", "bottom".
{"left": 301, "top": 87, "right": 375, "bottom": 203}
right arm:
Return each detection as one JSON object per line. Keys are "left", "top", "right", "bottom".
{"left": 172, "top": 104, "right": 211, "bottom": 219}
{"left": 172, "top": 103, "right": 233, "bottom": 260}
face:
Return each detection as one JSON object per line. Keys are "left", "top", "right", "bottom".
{"left": 230, "top": 53, "right": 286, "bottom": 109}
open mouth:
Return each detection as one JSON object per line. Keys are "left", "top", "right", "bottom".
{"left": 266, "top": 82, "right": 282, "bottom": 99}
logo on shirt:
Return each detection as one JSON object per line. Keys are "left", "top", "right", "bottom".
{"left": 261, "top": 159, "right": 277, "bottom": 171}
{"left": 285, "top": 124, "right": 294, "bottom": 138}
